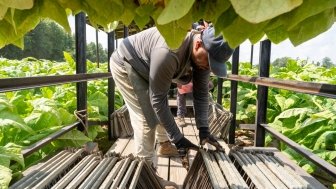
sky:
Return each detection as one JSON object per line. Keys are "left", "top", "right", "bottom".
{"left": 69, "top": 17, "right": 336, "bottom": 64}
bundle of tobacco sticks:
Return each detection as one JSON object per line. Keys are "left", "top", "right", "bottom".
{"left": 110, "top": 105, "right": 134, "bottom": 138}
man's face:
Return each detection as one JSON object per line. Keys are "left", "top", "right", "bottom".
{"left": 191, "top": 35, "right": 209, "bottom": 70}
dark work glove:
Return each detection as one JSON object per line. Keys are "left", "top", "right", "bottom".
{"left": 199, "top": 127, "right": 223, "bottom": 151}
{"left": 175, "top": 136, "right": 199, "bottom": 156}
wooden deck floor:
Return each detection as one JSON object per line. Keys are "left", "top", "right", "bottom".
{"left": 107, "top": 116, "right": 198, "bottom": 189}
{"left": 106, "top": 116, "right": 327, "bottom": 189}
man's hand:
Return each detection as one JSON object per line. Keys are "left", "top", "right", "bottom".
{"left": 199, "top": 127, "right": 223, "bottom": 151}
{"left": 175, "top": 136, "right": 199, "bottom": 156}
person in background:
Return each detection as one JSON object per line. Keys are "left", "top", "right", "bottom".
{"left": 176, "top": 20, "right": 209, "bottom": 128}
{"left": 176, "top": 81, "right": 214, "bottom": 127}
{"left": 110, "top": 23, "right": 233, "bottom": 188}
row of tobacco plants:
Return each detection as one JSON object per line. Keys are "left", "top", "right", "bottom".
{"left": 0, "top": 52, "right": 123, "bottom": 188}
{"left": 216, "top": 59, "right": 336, "bottom": 180}
{"left": 1, "top": 54, "right": 335, "bottom": 188}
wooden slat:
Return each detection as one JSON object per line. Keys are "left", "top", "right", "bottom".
{"left": 106, "top": 138, "right": 131, "bottom": 154}
{"left": 156, "top": 156, "right": 169, "bottom": 180}
{"left": 169, "top": 157, "right": 187, "bottom": 189}
{"left": 121, "top": 138, "right": 134, "bottom": 156}
{"left": 183, "top": 117, "right": 198, "bottom": 167}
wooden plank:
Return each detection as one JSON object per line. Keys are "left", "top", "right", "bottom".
{"left": 106, "top": 138, "right": 131, "bottom": 155}
{"left": 183, "top": 116, "right": 193, "bottom": 128}
{"left": 121, "top": 138, "right": 134, "bottom": 156}
{"left": 182, "top": 117, "right": 198, "bottom": 167}
{"left": 169, "top": 157, "right": 187, "bottom": 189}
{"left": 156, "top": 156, "right": 169, "bottom": 180}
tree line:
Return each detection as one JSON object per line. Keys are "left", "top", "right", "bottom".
{"left": 0, "top": 20, "right": 108, "bottom": 63}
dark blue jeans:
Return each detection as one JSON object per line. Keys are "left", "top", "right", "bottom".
{"left": 177, "top": 91, "right": 187, "bottom": 117}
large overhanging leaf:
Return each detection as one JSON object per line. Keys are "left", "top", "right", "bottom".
{"left": 0, "top": 0, "right": 34, "bottom": 10}
{"left": 157, "top": 0, "right": 195, "bottom": 25}
{"left": 230, "top": 0, "right": 303, "bottom": 23}
{"left": 0, "top": 0, "right": 335, "bottom": 49}
{"left": 288, "top": 8, "right": 335, "bottom": 46}
{"left": 40, "top": 0, "right": 71, "bottom": 33}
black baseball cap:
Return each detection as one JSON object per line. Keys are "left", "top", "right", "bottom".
{"left": 202, "top": 27, "right": 234, "bottom": 77}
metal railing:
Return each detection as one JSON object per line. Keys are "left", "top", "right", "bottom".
{"left": 221, "top": 39, "right": 336, "bottom": 179}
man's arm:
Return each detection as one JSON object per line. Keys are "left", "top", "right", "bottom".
{"left": 149, "top": 48, "right": 184, "bottom": 143}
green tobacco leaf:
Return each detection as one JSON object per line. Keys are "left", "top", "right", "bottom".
{"left": 53, "top": 130, "right": 91, "bottom": 147}
{"left": 0, "top": 6, "right": 8, "bottom": 19}
{"left": 0, "top": 143, "right": 24, "bottom": 167}
{"left": 299, "top": 125, "right": 332, "bottom": 149}
{"left": 249, "top": 31, "right": 265, "bottom": 44}
{"left": 153, "top": 7, "right": 187, "bottom": 49}
{"left": 0, "top": 165, "right": 12, "bottom": 189}
{"left": 40, "top": 0, "right": 70, "bottom": 33}
{"left": 286, "top": 0, "right": 336, "bottom": 30}
{"left": 136, "top": 4, "right": 156, "bottom": 17}
{"left": 157, "top": 0, "right": 195, "bottom": 25}
{"left": 214, "top": 7, "right": 238, "bottom": 36}
{"left": 275, "top": 94, "right": 300, "bottom": 111}
{"left": 134, "top": 13, "right": 150, "bottom": 30}
{"left": 230, "top": 0, "right": 302, "bottom": 23}
{"left": 57, "top": 0, "right": 83, "bottom": 15}
{"left": 288, "top": 8, "right": 335, "bottom": 46}
{"left": 20, "top": 126, "right": 62, "bottom": 146}
{"left": 314, "top": 131, "right": 336, "bottom": 150}
{"left": 0, "top": 111, "right": 34, "bottom": 134}
{"left": 85, "top": 0, "right": 124, "bottom": 29}
{"left": 119, "top": 0, "right": 137, "bottom": 26}
{"left": 275, "top": 108, "right": 311, "bottom": 120}
{"left": 313, "top": 149, "right": 336, "bottom": 165}
{"left": 0, "top": 0, "right": 33, "bottom": 9}
{"left": 58, "top": 108, "right": 76, "bottom": 125}
{"left": 222, "top": 16, "right": 269, "bottom": 48}
{"left": 63, "top": 51, "right": 75, "bottom": 69}
{"left": 203, "top": 0, "right": 231, "bottom": 23}
{"left": 0, "top": 99, "right": 13, "bottom": 112}
{"left": 88, "top": 91, "right": 108, "bottom": 117}
{"left": 265, "top": 25, "right": 289, "bottom": 44}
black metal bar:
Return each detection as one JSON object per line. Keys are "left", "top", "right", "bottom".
{"left": 22, "top": 122, "right": 80, "bottom": 157}
{"left": 0, "top": 73, "right": 111, "bottom": 93}
{"left": 76, "top": 12, "right": 87, "bottom": 131}
{"left": 123, "top": 26, "right": 129, "bottom": 37}
{"left": 107, "top": 31, "right": 116, "bottom": 140}
{"left": 250, "top": 44, "right": 254, "bottom": 66}
{"left": 229, "top": 46, "right": 239, "bottom": 144}
{"left": 96, "top": 29, "right": 100, "bottom": 67}
{"left": 255, "top": 40, "right": 271, "bottom": 147}
{"left": 261, "top": 124, "right": 336, "bottom": 179}
{"left": 227, "top": 75, "right": 336, "bottom": 99}
{"left": 216, "top": 78, "right": 223, "bottom": 105}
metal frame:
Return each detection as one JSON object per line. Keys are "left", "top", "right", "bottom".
{"left": 226, "top": 40, "right": 336, "bottom": 179}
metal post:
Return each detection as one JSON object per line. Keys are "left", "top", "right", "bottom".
{"left": 255, "top": 40, "right": 271, "bottom": 147}
{"left": 250, "top": 44, "right": 254, "bottom": 66}
{"left": 96, "top": 29, "right": 100, "bottom": 67}
{"left": 75, "top": 12, "right": 87, "bottom": 131}
{"left": 107, "top": 31, "right": 115, "bottom": 140}
{"left": 123, "top": 26, "right": 129, "bottom": 37}
{"left": 228, "top": 46, "right": 239, "bottom": 144}
{"left": 216, "top": 78, "right": 223, "bottom": 105}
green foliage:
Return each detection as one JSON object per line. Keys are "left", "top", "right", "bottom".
{"left": 1, "top": 0, "right": 336, "bottom": 49}
{"left": 0, "top": 55, "right": 124, "bottom": 189}
{"left": 220, "top": 58, "right": 336, "bottom": 175}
